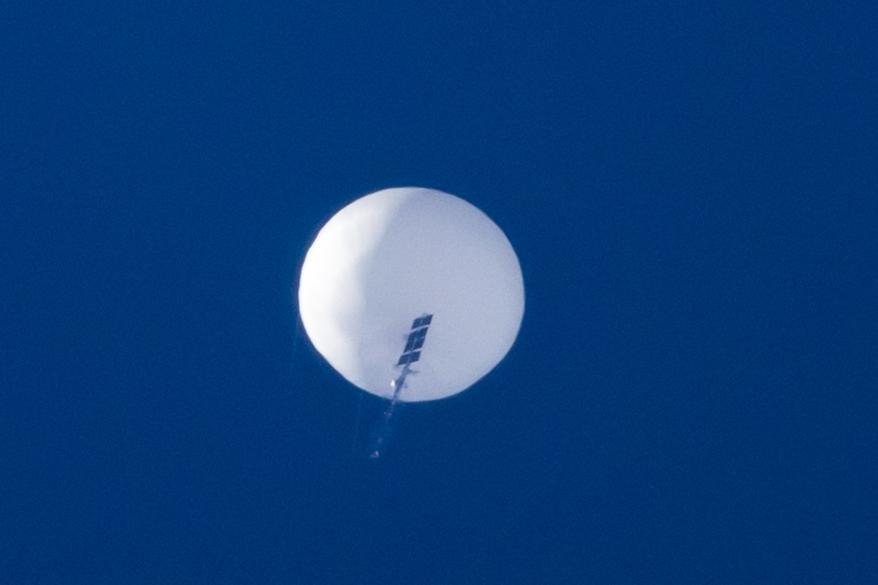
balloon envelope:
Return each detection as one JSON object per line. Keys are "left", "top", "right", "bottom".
{"left": 298, "top": 187, "right": 524, "bottom": 401}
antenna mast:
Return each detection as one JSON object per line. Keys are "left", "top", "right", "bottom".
{"left": 369, "top": 313, "right": 433, "bottom": 459}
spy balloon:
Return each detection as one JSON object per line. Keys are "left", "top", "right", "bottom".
{"left": 298, "top": 187, "right": 524, "bottom": 402}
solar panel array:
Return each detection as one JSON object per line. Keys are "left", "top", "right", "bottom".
{"left": 397, "top": 314, "right": 433, "bottom": 366}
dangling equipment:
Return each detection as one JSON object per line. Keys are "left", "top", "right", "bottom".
{"left": 369, "top": 314, "right": 433, "bottom": 459}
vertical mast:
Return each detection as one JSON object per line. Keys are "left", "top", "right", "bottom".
{"left": 369, "top": 313, "right": 433, "bottom": 459}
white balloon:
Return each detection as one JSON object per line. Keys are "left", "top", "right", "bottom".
{"left": 298, "top": 187, "right": 524, "bottom": 402}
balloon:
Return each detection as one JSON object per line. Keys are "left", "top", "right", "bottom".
{"left": 298, "top": 187, "right": 524, "bottom": 402}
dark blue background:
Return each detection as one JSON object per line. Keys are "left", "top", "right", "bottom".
{"left": 3, "top": 3, "right": 876, "bottom": 583}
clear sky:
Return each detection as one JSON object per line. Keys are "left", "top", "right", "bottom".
{"left": 3, "top": 3, "right": 876, "bottom": 583}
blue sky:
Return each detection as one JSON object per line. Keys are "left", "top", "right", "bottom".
{"left": 3, "top": 3, "right": 876, "bottom": 583}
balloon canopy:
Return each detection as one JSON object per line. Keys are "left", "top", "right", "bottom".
{"left": 298, "top": 187, "right": 524, "bottom": 401}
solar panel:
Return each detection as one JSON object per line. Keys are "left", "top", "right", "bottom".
{"left": 404, "top": 327, "right": 428, "bottom": 352}
{"left": 410, "top": 331, "right": 427, "bottom": 351}
{"left": 397, "top": 351, "right": 421, "bottom": 366}
{"left": 412, "top": 314, "right": 433, "bottom": 329}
